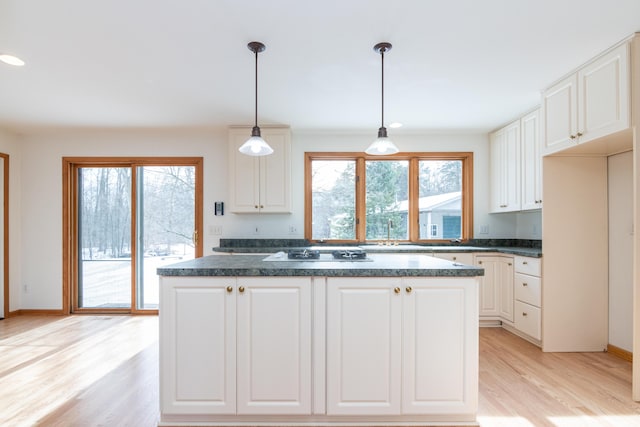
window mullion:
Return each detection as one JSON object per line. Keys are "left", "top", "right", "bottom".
{"left": 355, "top": 157, "right": 366, "bottom": 242}
{"left": 408, "top": 158, "right": 419, "bottom": 241}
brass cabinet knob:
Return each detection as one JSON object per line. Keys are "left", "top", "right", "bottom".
{"left": 394, "top": 287, "right": 401, "bottom": 294}
{"left": 254, "top": 205, "right": 259, "bottom": 209}
{"left": 260, "top": 205, "right": 264, "bottom": 208}
{"left": 478, "top": 261, "right": 483, "bottom": 265}
{"left": 522, "top": 312, "right": 528, "bottom": 317}
{"left": 226, "top": 286, "right": 233, "bottom": 293}
{"left": 452, "top": 256, "right": 457, "bottom": 261}
{"left": 577, "top": 132, "right": 583, "bottom": 137}
{"left": 522, "top": 261, "right": 528, "bottom": 265}
{"left": 239, "top": 286, "right": 245, "bottom": 293}
{"left": 570, "top": 134, "right": 577, "bottom": 139}
{"left": 405, "top": 286, "right": 413, "bottom": 294}
{"left": 522, "top": 283, "right": 528, "bottom": 287}
{"left": 508, "top": 263, "right": 512, "bottom": 266}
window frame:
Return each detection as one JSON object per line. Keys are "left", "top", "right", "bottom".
{"left": 304, "top": 152, "right": 473, "bottom": 244}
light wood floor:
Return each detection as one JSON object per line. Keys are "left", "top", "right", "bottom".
{"left": 1, "top": 316, "right": 640, "bottom": 427}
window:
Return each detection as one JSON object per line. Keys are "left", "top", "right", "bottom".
{"left": 305, "top": 152, "right": 473, "bottom": 243}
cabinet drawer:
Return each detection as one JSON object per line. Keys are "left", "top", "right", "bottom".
{"left": 514, "top": 256, "right": 541, "bottom": 276}
{"left": 514, "top": 273, "right": 541, "bottom": 307}
{"left": 432, "top": 252, "right": 474, "bottom": 265}
{"left": 514, "top": 301, "right": 541, "bottom": 340}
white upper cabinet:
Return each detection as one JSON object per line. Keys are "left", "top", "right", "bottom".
{"left": 490, "top": 119, "right": 521, "bottom": 213}
{"left": 521, "top": 109, "right": 542, "bottom": 210}
{"left": 542, "top": 43, "right": 629, "bottom": 155}
{"left": 228, "top": 127, "right": 292, "bottom": 213}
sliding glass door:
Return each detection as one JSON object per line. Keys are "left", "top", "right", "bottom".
{"left": 65, "top": 158, "right": 202, "bottom": 314}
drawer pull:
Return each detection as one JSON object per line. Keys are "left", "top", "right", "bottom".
{"left": 522, "top": 312, "right": 528, "bottom": 317}
{"left": 478, "top": 261, "right": 483, "bottom": 265}
{"left": 522, "top": 283, "right": 528, "bottom": 287}
{"left": 522, "top": 261, "right": 528, "bottom": 265}
{"left": 508, "top": 263, "right": 512, "bottom": 266}
{"left": 452, "top": 256, "right": 457, "bottom": 261}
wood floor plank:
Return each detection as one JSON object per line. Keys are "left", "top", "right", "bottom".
{"left": 2, "top": 315, "right": 640, "bottom": 426}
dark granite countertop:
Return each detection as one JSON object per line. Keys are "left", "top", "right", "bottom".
{"left": 157, "top": 253, "right": 485, "bottom": 277}
{"left": 212, "top": 239, "right": 542, "bottom": 258}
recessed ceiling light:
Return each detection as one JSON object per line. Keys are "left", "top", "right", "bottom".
{"left": 389, "top": 122, "right": 403, "bottom": 128}
{"left": 0, "top": 54, "right": 25, "bottom": 66}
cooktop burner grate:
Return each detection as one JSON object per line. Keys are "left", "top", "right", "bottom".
{"left": 287, "top": 249, "right": 320, "bottom": 260}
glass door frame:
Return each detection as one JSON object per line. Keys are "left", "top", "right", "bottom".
{"left": 62, "top": 157, "right": 203, "bottom": 314}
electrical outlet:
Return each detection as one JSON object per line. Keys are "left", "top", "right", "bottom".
{"left": 480, "top": 225, "right": 489, "bottom": 235}
{"left": 211, "top": 225, "right": 222, "bottom": 235}
{"left": 289, "top": 225, "right": 297, "bottom": 234}
{"left": 253, "top": 226, "right": 260, "bottom": 235}
{"left": 23, "top": 283, "right": 28, "bottom": 294}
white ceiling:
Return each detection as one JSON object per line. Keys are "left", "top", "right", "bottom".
{"left": 1, "top": 0, "right": 639, "bottom": 133}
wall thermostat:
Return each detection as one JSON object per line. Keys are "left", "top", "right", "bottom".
{"left": 214, "top": 201, "right": 224, "bottom": 216}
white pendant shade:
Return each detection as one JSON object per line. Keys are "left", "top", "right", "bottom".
{"left": 238, "top": 135, "right": 274, "bottom": 156}
{"left": 0, "top": 54, "right": 25, "bottom": 66}
{"left": 365, "top": 136, "right": 400, "bottom": 155}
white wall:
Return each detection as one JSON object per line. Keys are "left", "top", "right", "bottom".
{"left": 0, "top": 129, "right": 22, "bottom": 314}
{"left": 14, "top": 127, "right": 519, "bottom": 309}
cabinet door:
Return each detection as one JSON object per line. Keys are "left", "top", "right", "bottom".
{"left": 542, "top": 74, "right": 578, "bottom": 155}
{"left": 229, "top": 129, "right": 261, "bottom": 213}
{"left": 498, "top": 258, "right": 514, "bottom": 323}
{"left": 236, "top": 277, "right": 311, "bottom": 414}
{"left": 259, "top": 129, "right": 292, "bottom": 213}
{"left": 521, "top": 109, "right": 542, "bottom": 210}
{"left": 160, "top": 277, "right": 236, "bottom": 415}
{"left": 490, "top": 120, "right": 520, "bottom": 212}
{"left": 577, "top": 43, "right": 629, "bottom": 144}
{"left": 503, "top": 121, "right": 521, "bottom": 211}
{"left": 475, "top": 256, "right": 499, "bottom": 317}
{"left": 489, "top": 129, "right": 506, "bottom": 212}
{"left": 402, "top": 278, "right": 478, "bottom": 415}
{"left": 326, "top": 277, "right": 402, "bottom": 415}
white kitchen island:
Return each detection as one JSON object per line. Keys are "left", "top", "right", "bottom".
{"left": 157, "top": 253, "right": 482, "bottom": 426}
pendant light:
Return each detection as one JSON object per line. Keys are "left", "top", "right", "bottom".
{"left": 239, "top": 41, "right": 274, "bottom": 156}
{"left": 365, "top": 42, "right": 399, "bottom": 155}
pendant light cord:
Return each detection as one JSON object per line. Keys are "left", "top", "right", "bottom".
{"left": 381, "top": 46, "right": 385, "bottom": 128}
{"left": 254, "top": 48, "right": 259, "bottom": 128}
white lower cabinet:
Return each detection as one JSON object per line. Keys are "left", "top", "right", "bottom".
{"left": 512, "top": 256, "right": 542, "bottom": 341}
{"left": 474, "top": 255, "right": 514, "bottom": 323}
{"left": 161, "top": 274, "right": 478, "bottom": 424}
{"left": 160, "top": 276, "right": 311, "bottom": 417}
{"left": 326, "top": 277, "right": 478, "bottom": 416}
{"left": 326, "top": 278, "right": 402, "bottom": 415}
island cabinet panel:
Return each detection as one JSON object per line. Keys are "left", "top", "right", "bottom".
{"left": 402, "top": 278, "right": 478, "bottom": 415}
{"left": 326, "top": 277, "right": 402, "bottom": 415}
{"left": 326, "top": 277, "right": 478, "bottom": 417}
{"left": 236, "top": 277, "right": 312, "bottom": 414}
{"left": 160, "top": 276, "right": 312, "bottom": 418}
{"left": 160, "top": 277, "right": 236, "bottom": 415}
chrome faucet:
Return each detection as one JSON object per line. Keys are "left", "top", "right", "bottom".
{"left": 387, "top": 219, "right": 393, "bottom": 246}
